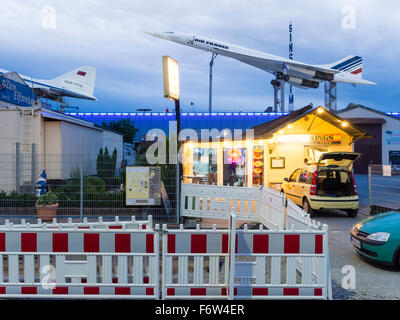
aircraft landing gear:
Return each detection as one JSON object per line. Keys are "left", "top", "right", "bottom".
{"left": 271, "top": 73, "right": 288, "bottom": 112}
{"left": 276, "top": 72, "right": 289, "bottom": 81}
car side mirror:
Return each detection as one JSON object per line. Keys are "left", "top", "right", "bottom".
{"left": 283, "top": 178, "right": 289, "bottom": 182}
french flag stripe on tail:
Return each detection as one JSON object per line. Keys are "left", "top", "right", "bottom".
{"left": 338, "top": 59, "right": 362, "bottom": 72}
{"left": 331, "top": 56, "right": 362, "bottom": 71}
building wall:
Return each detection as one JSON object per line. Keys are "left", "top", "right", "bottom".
{"left": 266, "top": 115, "right": 353, "bottom": 186}
{"left": 182, "top": 115, "right": 355, "bottom": 189}
{"left": 0, "top": 110, "right": 21, "bottom": 154}
{"left": 0, "top": 109, "right": 44, "bottom": 191}
{"left": 60, "top": 121, "right": 103, "bottom": 179}
{"left": 0, "top": 109, "right": 124, "bottom": 190}
{"left": 338, "top": 107, "right": 400, "bottom": 164}
{"left": 43, "top": 121, "right": 63, "bottom": 180}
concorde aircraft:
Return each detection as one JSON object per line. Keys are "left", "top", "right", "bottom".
{"left": 0, "top": 65, "right": 97, "bottom": 101}
{"left": 146, "top": 31, "right": 375, "bottom": 89}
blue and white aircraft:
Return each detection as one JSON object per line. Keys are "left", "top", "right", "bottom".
{"left": 147, "top": 31, "right": 375, "bottom": 89}
{"left": 0, "top": 65, "right": 97, "bottom": 101}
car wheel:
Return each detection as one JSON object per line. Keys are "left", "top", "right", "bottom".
{"left": 302, "top": 198, "right": 315, "bottom": 218}
{"left": 346, "top": 209, "right": 358, "bottom": 218}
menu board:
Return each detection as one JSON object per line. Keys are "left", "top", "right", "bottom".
{"left": 126, "top": 167, "right": 161, "bottom": 205}
{"left": 253, "top": 146, "right": 264, "bottom": 186}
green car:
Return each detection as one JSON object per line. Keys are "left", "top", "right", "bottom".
{"left": 350, "top": 211, "right": 400, "bottom": 266}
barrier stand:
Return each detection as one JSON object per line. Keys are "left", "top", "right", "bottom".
{"left": 324, "top": 223, "right": 333, "bottom": 300}
{"left": 282, "top": 193, "right": 288, "bottom": 230}
{"left": 228, "top": 208, "right": 237, "bottom": 300}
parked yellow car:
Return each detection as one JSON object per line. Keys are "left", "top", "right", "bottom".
{"left": 281, "top": 152, "right": 360, "bottom": 217}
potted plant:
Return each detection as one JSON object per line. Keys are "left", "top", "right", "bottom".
{"left": 35, "top": 192, "right": 58, "bottom": 221}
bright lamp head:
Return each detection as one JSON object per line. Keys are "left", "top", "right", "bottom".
{"left": 367, "top": 232, "right": 390, "bottom": 242}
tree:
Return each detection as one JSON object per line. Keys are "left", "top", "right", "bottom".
{"left": 96, "top": 147, "right": 118, "bottom": 186}
{"left": 100, "top": 119, "right": 139, "bottom": 144}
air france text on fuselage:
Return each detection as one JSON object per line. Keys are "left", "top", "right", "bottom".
{"left": 194, "top": 38, "right": 229, "bottom": 50}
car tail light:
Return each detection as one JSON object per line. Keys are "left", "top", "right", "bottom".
{"left": 310, "top": 171, "right": 318, "bottom": 196}
{"left": 351, "top": 172, "right": 358, "bottom": 195}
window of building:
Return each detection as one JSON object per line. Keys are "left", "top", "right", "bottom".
{"left": 223, "top": 148, "right": 247, "bottom": 187}
{"left": 192, "top": 148, "right": 217, "bottom": 184}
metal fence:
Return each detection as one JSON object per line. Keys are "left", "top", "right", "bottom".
{"left": 0, "top": 150, "right": 177, "bottom": 224}
{"left": 368, "top": 164, "right": 400, "bottom": 214}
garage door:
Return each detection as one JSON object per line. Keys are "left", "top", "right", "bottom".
{"left": 353, "top": 124, "right": 382, "bottom": 174}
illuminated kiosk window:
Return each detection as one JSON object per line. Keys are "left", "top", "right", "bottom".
{"left": 253, "top": 146, "right": 264, "bottom": 186}
{"left": 192, "top": 148, "right": 217, "bottom": 184}
{"left": 223, "top": 148, "right": 247, "bottom": 187}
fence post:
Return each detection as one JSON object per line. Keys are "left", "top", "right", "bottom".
{"left": 16, "top": 142, "right": 20, "bottom": 193}
{"left": 80, "top": 153, "right": 84, "bottom": 222}
{"left": 176, "top": 165, "right": 180, "bottom": 224}
{"left": 31, "top": 143, "right": 36, "bottom": 189}
{"left": 322, "top": 224, "right": 332, "bottom": 300}
{"left": 228, "top": 208, "right": 237, "bottom": 300}
{"left": 161, "top": 224, "right": 167, "bottom": 300}
{"left": 283, "top": 192, "right": 287, "bottom": 230}
{"left": 154, "top": 224, "right": 160, "bottom": 300}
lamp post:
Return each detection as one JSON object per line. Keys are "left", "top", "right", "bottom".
{"left": 209, "top": 53, "right": 218, "bottom": 113}
{"left": 162, "top": 56, "right": 181, "bottom": 223}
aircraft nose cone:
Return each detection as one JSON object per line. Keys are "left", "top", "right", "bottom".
{"left": 144, "top": 31, "right": 171, "bottom": 40}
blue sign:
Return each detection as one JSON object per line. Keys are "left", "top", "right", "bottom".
{"left": 0, "top": 74, "right": 37, "bottom": 107}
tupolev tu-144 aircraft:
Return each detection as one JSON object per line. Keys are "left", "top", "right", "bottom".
{"left": 0, "top": 65, "right": 97, "bottom": 101}
{"left": 146, "top": 31, "right": 375, "bottom": 89}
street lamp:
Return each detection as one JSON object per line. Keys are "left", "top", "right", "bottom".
{"left": 162, "top": 56, "right": 181, "bottom": 223}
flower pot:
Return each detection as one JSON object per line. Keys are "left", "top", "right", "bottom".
{"left": 36, "top": 203, "right": 58, "bottom": 221}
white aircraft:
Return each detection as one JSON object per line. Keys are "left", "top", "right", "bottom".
{"left": 0, "top": 65, "right": 97, "bottom": 101}
{"left": 147, "top": 31, "right": 375, "bottom": 89}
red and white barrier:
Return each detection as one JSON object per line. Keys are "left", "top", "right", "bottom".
{"left": 0, "top": 213, "right": 331, "bottom": 300}
{"left": 162, "top": 224, "right": 231, "bottom": 300}
{"left": 0, "top": 217, "right": 159, "bottom": 299}
{"left": 161, "top": 220, "right": 330, "bottom": 300}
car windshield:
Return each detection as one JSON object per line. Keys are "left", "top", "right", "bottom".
{"left": 318, "top": 158, "right": 354, "bottom": 168}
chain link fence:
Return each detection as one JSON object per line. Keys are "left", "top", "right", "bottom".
{"left": 368, "top": 164, "right": 400, "bottom": 214}
{"left": 0, "top": 148, "right": 178, "bottom": 224}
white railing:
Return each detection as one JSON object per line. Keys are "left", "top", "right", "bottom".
{"left": 286, "top": 199, "right": 322, "bottom": 231}
{"left": 181, "top": 183, "right": 319, "bottom": 231}
{"left": 181, "top": 183, "right": 260, "bottom": 221}
{"left": 258, "top": 186, "right": 286, "bottom": 229}
{"left": 0, "top": 216, "right": 153, "bottom": 231}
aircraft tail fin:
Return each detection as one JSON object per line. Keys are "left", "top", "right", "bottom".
{"left": 328, "top": 55, "right": 363, "bottom": 77}
{"left": 53, "top": 65, "right": 97, "bottom": 99}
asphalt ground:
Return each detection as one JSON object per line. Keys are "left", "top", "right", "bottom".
{"left": 313, "top": 208, "right": 400, "bottom": 299}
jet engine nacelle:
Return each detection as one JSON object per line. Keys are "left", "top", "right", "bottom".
{"left": 314, "top": 71, "right": 334, "bottom": 81}
{"left": 287, "top": 65, "right": 334, "bottom": 82}
{"left": 288, "top": 76, "right": 319, "bottom": 89}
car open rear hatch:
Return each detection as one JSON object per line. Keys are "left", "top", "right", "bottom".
{"left": 315, "top": 152, "right": 360, "bottom": 197}
{"left": 316, "top": 152, "right": 361, "bottom": 171}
